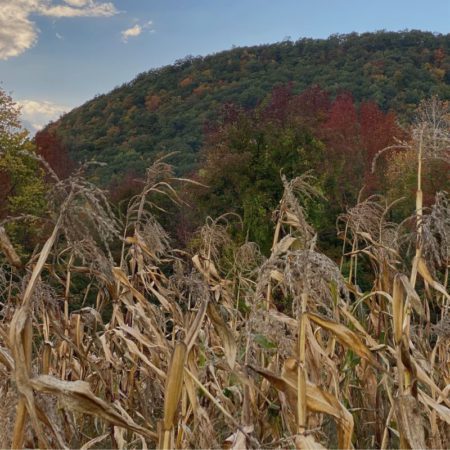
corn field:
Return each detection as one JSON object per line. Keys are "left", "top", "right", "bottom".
{"left": 0, "top": 98, "right": 449, "bottom": 449}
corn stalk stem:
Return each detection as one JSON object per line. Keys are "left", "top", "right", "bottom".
{"left": 297, "top": 292, "right": 308, "bottom": 434}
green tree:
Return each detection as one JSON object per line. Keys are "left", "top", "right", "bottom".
{"left": 0, "top": 88, "right": 47, "bottom": 251}
{"left": 193, "top": 89, "right": 326, "bottom": 253}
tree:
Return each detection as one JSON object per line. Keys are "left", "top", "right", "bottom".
{"left": 359, "top": 101, "right": 404, "bottom": 192}
{"left": 0, "top": 88, "right": 47, "bottom": 251}
{"left": 322, "top": 92, "right": 362, "bottom": 209}
{"left": 322, "top": 94, "right": 405, "bottom": 208}
{"left": 192, "top": 87, "right": 326, "bottom": 253}
{"left": 35, "top": 128, "right": 75, "bottom": 179}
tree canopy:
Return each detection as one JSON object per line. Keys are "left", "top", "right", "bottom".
{"left": 37, "top": 30, "right": 450, "bottom": 183}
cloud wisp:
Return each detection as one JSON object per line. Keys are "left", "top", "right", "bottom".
{"left": 40, "top": 0, "right": 118, "bottom": 18}
{"left": 121, "top": 21, "right": 154, "bottom": 43}
{"left": 18, "top": 99, "right": 71, "bottom": 133}
{"left": 121, "top": 24, "right": 142, "bottom": 42}
{"left": 0, "top": 0, "right": 118, "bottom": 60}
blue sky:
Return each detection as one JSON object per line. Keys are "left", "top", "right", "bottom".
{"left": 1, "top": 0, "right": 450, "bottom": 131}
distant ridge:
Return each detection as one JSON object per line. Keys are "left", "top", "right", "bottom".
{"left": 38, "top": 30, "right": 450, "bottom": 183}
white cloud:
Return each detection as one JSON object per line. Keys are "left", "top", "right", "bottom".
{"left": 121, "top": 24, "right": 142, "bottom": 42}
{"left": 0, "top": 0, "right": 118, "bottom": 60}
{"left": 121, "top": 21, "right": 154, "bottom": 43}
{"left": 63, "top": 0, "right": 91, "bottom": 6}
{"left": 0, "top": 2, "right": 38, "bottom": 60}
{"left": 18, "top": 99, "right": 70, "bottom": 132}
{"left": 40, "top": 1, "right": 118, "bottom": 18}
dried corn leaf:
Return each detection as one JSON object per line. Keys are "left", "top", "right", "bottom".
{"left": 397, "top": 274, "right": 424, "bottom": 317}
{"left": 192, "top": 254, "right": 221, "bottom": 280}
{"left": 0, "top": 345, "right": 14, "bottom": 371}
{"left": 419, "top": 390, "right": 450, "bottom": 425}
{"left": 114, "top": 426, "right": 126, "bottom": 450}
{"left": 268, "top": 309, "right": 297, "bottom": 328}
{"left": 80, "top": 432, "right": 110, "bottom": 450}
{"left": 413, "top": 360, "right": 449, "bottom": 403}
{"left": 392, "top": 275, "right": 405, "bottom": 345}
{"left": 113, "top": 266, "right": 174, "bottom": 314}
{"left": 113, "top": 329, "right": 166, "bottom": 379}
{"left": 207, "top": 302, "right": 236, "bottom": 369}
{"left": 116, "top": 289, "right": 167, "bottom": 350}
{"left": 394, "top": 394, "right": 426, "bottom": 449}
{"left": 0, "top": 226, "right": 22, "bottom": 268}
{"left": 417, "top": 257, "right": 450, "bottom": 299}
{"left": 22, "top": 218, "right": 62, "bottom": 307}
{"left": 29, "top": 375, "right": 154, "bottom": 438}
{"left": 223, "top": 427, "right": 253, "bottom": 449}
{"left": 295, "top": 434, "right": 327, "bottom": 449}
{"left": 184, "top": 299, "right": 208, "bottom": 352}
{"left": 270, "top": 269, "right": 285, "bottom": 283}
{"left": 307, "top": 313, "right": 381, "bottom": 369}
{"left": 273, "top": 236, "right": 298, "bottom": 254}
{"left": 248, "top": 363, "right": 353, "bottom": 449}
{"left": 10, "top": 307, "right": 49, "bottom": 448}
{"left": 163, "top": 342, "right": 187, "bottom": 430}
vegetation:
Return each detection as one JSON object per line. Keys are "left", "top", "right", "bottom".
{"left": 0, "top": 90, "right": 46, "bottom": 219}
{"left": 188, "top": 85, "right": 410, "bottom": 255}
{"left": 0, "top": 90, "right": 449, "bottom": 449}
{"left": 38, "top": 30, "right": 450, "bottom": 183}
{"left": 0, "top": 89, "right": 48, "bottom": 253}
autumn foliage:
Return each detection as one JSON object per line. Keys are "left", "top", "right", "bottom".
{"left": 35, "top": 129, "right": 74, "bottom": 179}
{"left": 190, "top": 85, "right": 410, "bottom": 252}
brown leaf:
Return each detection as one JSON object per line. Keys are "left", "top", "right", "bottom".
{"left": 163, "top": 342, "right": 187, "bottom": 431}
{"left": 417, "top": 257, "right": 450, "bottom": 299}
{"left": 29, "top": 375, "right": 155, "bottom": 439}
{"left": 0, "top": 226, "right": 22, "bottom": 268}
{"left": 248, "top": 363, "right": 353, "bottom": 449}
{"left": 419, "top": 390, "right": 450, "bottom": 425}
{"left": 295, "top": 434, "right": 327, "bottom": 449}
{"left": 307, "top": 313, "right": 382, "bottom": 370}
{"left": 394, "top": 394, "right": 426, "bottom": 449}
{"left": 392, "top": 275, "right": 405, "bottom": 345}
{"left": 207, "top": 301, "right": 236, "bottom": 369}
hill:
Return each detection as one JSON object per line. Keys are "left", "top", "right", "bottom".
{"left": 38, "top": 30, "right": 450, "bottom": 183}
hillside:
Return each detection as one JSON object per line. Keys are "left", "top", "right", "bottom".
{"left": 39, "top": 30, "right": 450, "bottom": 182}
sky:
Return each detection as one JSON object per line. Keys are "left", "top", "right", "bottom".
{"left": 1, "top": 0, "right": 450, "bottom": 133}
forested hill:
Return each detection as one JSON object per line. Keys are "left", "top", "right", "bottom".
{"left": 39, "top": 30, "right": 450, "bottom": 182}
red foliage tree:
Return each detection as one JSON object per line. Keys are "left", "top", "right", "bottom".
{"left": 262, "top": 84, "right": 331, "bottom": 130}
{"left": 294, "top": 85, "right": 331, "bottom": 128}
{"left": 34, "top": 129, "right": 74, "bottom": 179}
{"left": 324, "top": 92, "right": 359, "bottom": 145}
{"left": 261, "top": 83, "right": 294, "bottom": 124}
{"left": 359, "top": 101, "right": 403, "bottom": 191}
{"left": 322, "top": 94, "right": 405, "bottom": 202}
{"left": 322, "top": 92, "right": 362, "bottom": 208}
